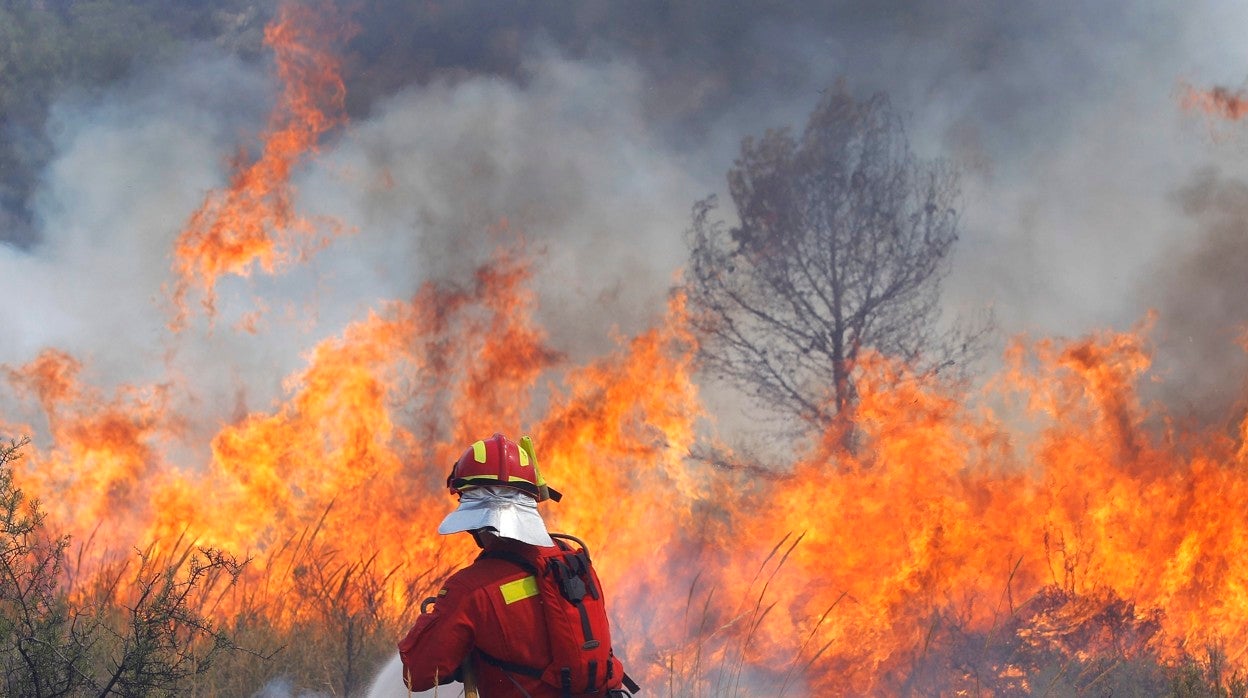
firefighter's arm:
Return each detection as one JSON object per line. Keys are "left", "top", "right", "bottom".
{"left": 397, "top": 580, "right": 479, "bottom": 691}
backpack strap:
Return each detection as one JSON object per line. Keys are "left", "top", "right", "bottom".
{"left": 475, "top": 647, "right": 543, "bottom": 679}
{"left": 546, "top": 554, "right": 600, "bottom": 647}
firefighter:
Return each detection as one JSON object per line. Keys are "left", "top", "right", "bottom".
{"left": 398, "top": 433, "right": 636, "bottom": 697}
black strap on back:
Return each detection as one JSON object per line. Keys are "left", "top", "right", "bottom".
{"left": 476, "top": 647, "right": 544, "bottom": 679}
{"left": 480, "top": 650, "right": 643, "bottom": 698}
{"left": 546, "top": 553, "right": 599, "bottom": 649}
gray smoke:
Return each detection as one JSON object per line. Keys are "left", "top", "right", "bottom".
{"left": 4, "top": 0, "right": 1248, "bottom": 445}
{"left": 1145, "top": 168, "right": 1248, "bottom": 426}
{"left": 4, "top": 4, "right": 1248, "bottom": 695}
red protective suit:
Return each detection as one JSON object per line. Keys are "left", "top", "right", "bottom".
{"left": 398, "top": 537, "right": 626, "bottom": 697}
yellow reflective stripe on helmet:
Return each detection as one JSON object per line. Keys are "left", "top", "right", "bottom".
{"left": 472, "top": 440, "right": 487, "bottom": 463}
{"left": 458, "top": 474, "right": 538, "bottom": 485}
{"left": 499, "top": 576, "right": 539, "bottom": 604}
{"left": 518, "top": 448, "right": 530, "bottom": 467}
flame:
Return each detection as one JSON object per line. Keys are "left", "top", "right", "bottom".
{"left": 2, "top": 348, "right": 181, "bottom": 571}
{"left": 9, "top": 5, "right": 1248, "bottom": 696}
{"left": 15, "top": 244, "right": 1248, "bottom": 693}
{"left": 1181, "top": 81, "right": 1248, "bottom": 121}
{"left": 170, "top": 0, "right": 353, "bottom": 329}
{"left": 155, "top": 237, "right": 559, "bottom": 622}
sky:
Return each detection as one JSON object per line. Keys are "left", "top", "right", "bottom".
{"left": 3, "top": 0, "right": 1248, "bottom": 435}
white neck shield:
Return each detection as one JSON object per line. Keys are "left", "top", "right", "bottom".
{"left": 437, "top": 486, "right": 554, "bottom": 547}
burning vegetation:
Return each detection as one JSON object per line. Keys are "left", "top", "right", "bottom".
{"left": 4, "top": 3, "right": 1248, "bottom": 697}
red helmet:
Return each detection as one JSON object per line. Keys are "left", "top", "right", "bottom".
{"left": 446, "top": 433, "right": 562, "bottom": 502}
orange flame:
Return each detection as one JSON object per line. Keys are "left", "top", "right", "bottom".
{"left": 9, "top": 6, "right": 1248, "bottom": 696}
{"left": 155, "top": 238, "right": 559, "bottom": 620}
{"left": 14, "top": 248, "right": 1248, "bottom": 693}
{"left": 170, "top": 0, "right": 354, "bottom": 329}
{"left": 1181, "top": 81, "right": 1248, "bottom": 121}
{"left": 3, "top": 349, "right": 181, "bottom": 571}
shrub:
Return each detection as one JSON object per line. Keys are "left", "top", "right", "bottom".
{"left": 0, "top": 436, "right": 248, "bottom": 696}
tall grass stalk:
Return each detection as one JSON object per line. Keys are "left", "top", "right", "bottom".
{"left": 664, "top": 531, "right": 837, "bottom": 698}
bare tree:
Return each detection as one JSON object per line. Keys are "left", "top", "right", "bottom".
{"left": 684, "top": 86, "right": 985, "bottom": 436}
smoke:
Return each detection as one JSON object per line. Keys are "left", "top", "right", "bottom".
{"left": 314, "top": 48, "right": 699, "bottom": 361}
{"left": 0, "top": 40, "right": 709, "bottom": 449}
{"left": 254, "top": 675, "right": 335, "bottom": 698}
{"left": 1145, "top": 168, "right": 1248, "bottom": 425}
{"left": 365, "top": 655, "right": 419, "bottom": 698}
{"left": 5, "top": 3, "right": 1248, "bottom": 693}
{"left": 5, "top": 1, "right": 1248, "bottom": 371}
{"left": 0, "top": 0, "right": 1245, "bottom": 478}
{"left": 0, "top": 50, "right": 266, "bottom": 369}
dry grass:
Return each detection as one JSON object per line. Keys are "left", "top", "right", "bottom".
{"left": 660, "top": 531, "right": 838, "bottom": 698}
{"left": 6, "top": 429, "right": 1247, "bottom": 697}
{"left": 0, "top": 428, "right": 455, "bottom": 696}
{"left": 180, "top": 506, "right": 450, "bottom": 696}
